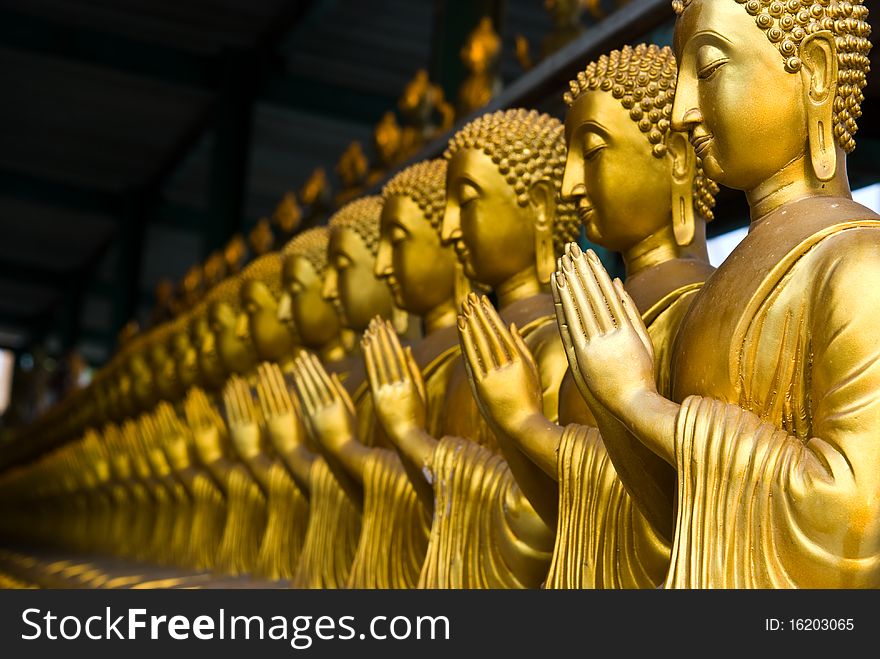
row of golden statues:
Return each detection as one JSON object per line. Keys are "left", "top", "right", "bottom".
{"left": 0, "top": 0, "right": 876, "bottom": 589}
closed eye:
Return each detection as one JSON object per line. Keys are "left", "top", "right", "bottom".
{"left": 698, "top": 58, "right": 728, "bottom": 80}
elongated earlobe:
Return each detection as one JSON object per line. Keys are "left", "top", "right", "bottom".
{"left": 667, "top": 132, "right": 696, "bottom": 247}
{"left": 800, "top": 31, "right": 838, "bottom": 182}
{"left": 529, "top": 181, "right": 556, "bottom": 284}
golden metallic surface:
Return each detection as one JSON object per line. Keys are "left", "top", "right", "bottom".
{"left": 555, "top": 0, "right": 878, "bottom": 588}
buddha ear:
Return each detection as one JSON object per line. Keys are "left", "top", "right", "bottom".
{"left": 667, "top": 131, "right": 696, "bottom": 247}
{"left": 528, "top": 180, "right": 556, "bottom": 284}
{"left": 799, "top": 30, "right": 838, "bottom": 182}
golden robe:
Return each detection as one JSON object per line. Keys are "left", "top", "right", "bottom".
{"left": 256, "top": 461, "right": 309, "bottom": 580}
{"left": 215, "top": 464, "right": 266, "bottom": 576}
{"left": 419, "top": 296, "right": 564, "bottom": 588}
{"left": 346, "top": 326, "right": 458, "bottom": 588}
{"left": 292, "top": 456, "right": 361, "bottom": 588}
{"left": 667, "top": 198, "right": 880, "bottom": 588}
{"left": 546, "top": 283, "right": 703, "bottom": 588}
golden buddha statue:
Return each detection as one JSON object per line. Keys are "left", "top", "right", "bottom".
{"left": 248, "top": 218, "right": 276, "bottom": 258}
{"left": 224, "top": 234, "right": 248, "bottom": 276}
{"left": 360, "top": 109, "right": 579, "bottom": 588}
{"left": 458, "top": 17, "right": 502, "bottom": 115}
{"left": 459, "top": 44, "right": 719, "bottom": 588}
{"left": 398, "top": 70, "right": 454, "bottom": 151}
{"left": 203, "top": 250, "right": 228, "bottom": 292}
{"left": 300, "top": 167, "right": 333, "bottom": 227}
{"left": 291, "top": 160, "right": 458, "bottom": 588}
{"left": 286, "top": 196, "right": 402, "bottom": 588}
{"left": 368, "top": 112, "right": 404, "bottom": 185}
{"left": 169, "top": 312, "right": 201, "bottom": 395}
{"left": 224, "top": 252, "right": 312, "bottom": 580}
{"left": 334, "top": 142, "right": 370, "bottom": 208}
{"left": 555, "top": 0, "right": 877, "bottom": 588}
{"left": 272, "top": 191, "right": 302, "bottom": 244}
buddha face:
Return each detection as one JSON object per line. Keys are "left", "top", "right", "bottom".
{"left": 150, "top": 341, "right": 180, "bottom": 402}
{"left": 672, "top": 0, "right": 807, "bottom": 190}
{"left": 171, "top": 327, "right": 199, "bottom": 391}
{"left": 323, "top": 226, "right": 394, "bottom": 332}
{"left": 376, "top": 194, "right": 457, "bottom": 316}
{"left": 241, "top": 279, "right": 294, "bottom": 362}
{"left": 562, "top": 90, "right": 671, "bottom": 251}
{"left": 209, "top": 300, "right": 257, "bottom": 375}
{"left": 442, "top": 148, "right": 538, "bottom": 288}
{"left": 193, "top": 314, "right": 226, "bottom": 389}
{"left": 129, "top": 351, "right": 156, "bottom": 410}
{"left": 279, "top": 255, "right": 340, "bottom": 349}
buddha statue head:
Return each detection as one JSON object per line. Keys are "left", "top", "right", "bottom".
{"left": 191, "top": 300, "right": 226, "bottom": 390}
{"left": 126, "top": 335, "right": 157, "bottom": 413}
{"left": 239, "top": 252, "right": 295, "bottom": 362}
{"left": 377, "top": 159, "right": 459, "bottom": 326}
{"left": 169, "top": 312, "right": 199, "bottom": 393}
{"left": 248, "top": 218, "right": 276, "bottom": 257}
{"left": 562, "top": 44, "right": 719, "bottom": 256}
{"left": 442, "top": 108, "right": 580, "bottom": 295}
{"left": 148, "top": 322, "right": 183, "bottom": 403}
{"left": 670, "top": 0, "right": 871, "bottom": 197}
{"left": 279, "top": 227, "right": 342, "bottom": 352}
{"left": 206, "top": 276, "right": 258, "bottom": 376}
{"left": 324, "top": 196, "right": 397, "bottom": 333}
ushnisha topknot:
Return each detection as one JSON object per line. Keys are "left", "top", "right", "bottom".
{"left": 239, "top": 252, "right": 283, "bottom": 300}
{"left": 564, "top": 43, "right": 719, "bottom": 221}
{"left": 282, "top": 226, "right": 330, "bottom": 275}
{"left": 382, "top": 159, "right": 448, "bottom": 231}
{"left": 672, "top": 0, "right": 871, "bottom": 153}
{"left": 327, "top": 195, "right": 384, "bottom": 256}
{"left": 444, "top": 108, "right": 581, "bottom": 252}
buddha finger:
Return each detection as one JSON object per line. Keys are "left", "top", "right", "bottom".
{"left": 466, "top": 297, "right": 497, "bottom": 371}
{"left": 404, "top": 347, "right": 426, "bottom": 403}
{"left": 482, "top": 296, "right": 518, "bottom": 364}
{"left": 363, "top": 337, "right": 382, "bottom": 390}
{"left": 586, "top": 250, "right": 626, "bottom": 326}
{"left": 377, "top": 321, "right": 402, "bottom": 383}
{"left": 304, "top": 354, "right": 334, "bottom": 407}
{"left": 555, "top": 270, "right": 592, "bottom": 349}
{"left": 614, "top": 279, "right": 652, "bottom": 356}
{"left": 291, "top": 361, "right": 317, "bottom": 417}
{"left": 458, "top": 316, "right": 485, "bottom": 379}
{"left": 311, "top": 354, "right": 339, "bottom": 405}
{"left": 385, "top": 320, "right": 410, "bottom": 382}
{"left": 559, "top": 261, "right": 599, "bottom": 341}
{"left": 474, "top": 296, "right": 510, "bottom": 366}
{"left": 273, "top": 367, "right": 293, "bottom": 414}
{"left": 572, "top": 249, "right": 614, "bottom": 333}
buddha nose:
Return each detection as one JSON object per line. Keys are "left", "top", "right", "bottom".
{"left": 277, "top": 293, "right": 292, "bottom": 323}
{"left": 440, "top": 204, "right": 461, "bottom": 245}
{"left": 374, "top": 239, "right": 393, "bottom": 279}
{"left": 671, "top": 74, "right": 701, "bottom": 134}
{"left": 235, "top": 312, "right": 249, "bottom": 340}
{"left": 322, "top": 268, "right": 338, "bottom": 302}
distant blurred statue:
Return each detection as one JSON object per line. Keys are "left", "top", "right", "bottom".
{"left": 368, "top": 112, "right": 405, "bottom": 185}
{"left": 516, "top": 0, "right": 632, "bottom": 71}
{"left": 224, "top": 234, "right": 248, "bottom": 276}
{"left": 398, "top": 69, "right": 454, "bottom": 151}
{"left": 299, "top": 167, "right": 333, "bottom": 227}
{"left": 335, "top": 141, "right": 370, "bottom": 207}
{"left": 458, "top": 17, "right": 502, "bottom": 115}
{"left": 272, "top": 191, "right": 302, "bottom": 244}
{"left": 248, "top": 218, "right": 276, "bottom": 257}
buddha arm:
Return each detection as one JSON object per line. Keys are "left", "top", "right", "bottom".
{"left": 242, "top": 453, "right": 275, "bottom": 497}
{"left": 278, "top": 446, "right": 316, "bottom": 495}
